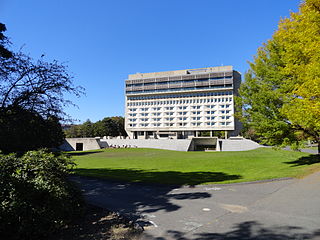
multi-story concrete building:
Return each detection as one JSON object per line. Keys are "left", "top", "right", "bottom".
{"left": 125, "top": 66, "right": 241, "bottom": 140}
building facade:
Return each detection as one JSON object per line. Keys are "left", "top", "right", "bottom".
{"left": 125, "top": 66, "right": 241, "bottom": 140}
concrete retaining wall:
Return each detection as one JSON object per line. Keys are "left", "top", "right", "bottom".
{"left": 60, "top": 137, "right": 261, "bottom": 152}
{"left": 60, "top": 138, "right": 101, "bottom": 151}
{"left": 101, "top": 139, "right": 192, "bottom": 152}
{"left": 219, "top": 139, "right": 261, "bottom": 151}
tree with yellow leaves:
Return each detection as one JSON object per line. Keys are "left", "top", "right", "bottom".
{"left": 237, "top": 0, "right": 320, "bottom": 153}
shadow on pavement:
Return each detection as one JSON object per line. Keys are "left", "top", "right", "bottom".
{"left": 71, "top": 174, "right": 213, "bottom": 222}
{"left": 285, "top": 155, "right": 320, "bottom": 166}
{"left": 74, "top": 168, "right": 241, "bottom": 186}
{"left": 72, "top": 169, "right": 241, "bottom": 230}
{"left": 143, "top": 221, "right": 320, "bottom": 240}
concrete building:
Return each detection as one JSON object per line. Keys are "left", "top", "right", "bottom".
{"left": 125, "top": 66, "right": 241, "bottom": 140}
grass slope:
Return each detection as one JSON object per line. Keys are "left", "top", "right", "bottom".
{"left": 72, "top": 148, "right": 320, "bottom": 185}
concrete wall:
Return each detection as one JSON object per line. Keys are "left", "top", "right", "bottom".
{"left": 219, "top": 139, "right": 261, "bottom": 151}
{"left": 101, "top": 139, "right": 192, "bottom": 152}
{"left": 60, "top": 138, "right": 102, "bottom": 151}
{"left": 60, "top": 137, "right": 261, "bottom": 152}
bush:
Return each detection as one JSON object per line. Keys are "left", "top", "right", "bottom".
{"left": 0, "top": 149, "right": 83, "bottom": 240}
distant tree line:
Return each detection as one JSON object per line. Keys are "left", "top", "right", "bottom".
{"left": 64, "top": 116, "right": 127, "bottom": 138}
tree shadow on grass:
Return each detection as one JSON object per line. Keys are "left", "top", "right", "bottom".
{"left": 146, "top": 221, "right": 320, "bottom": 240}
{"left": 74, "top": 168, "right": 241, "bottom": 186}
{"left": 67, "top": 151, "right": 103, "bottom": 156}
{"left": 285, "top": 155, "right": 320, "bottom": 167}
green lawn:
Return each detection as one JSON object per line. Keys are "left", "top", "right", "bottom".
{"left": 72, "top": 148, "right": 320, "bottom": 185}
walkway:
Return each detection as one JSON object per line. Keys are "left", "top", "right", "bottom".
{"left": 71, "top": 171, "right": 320, "bottom": 240}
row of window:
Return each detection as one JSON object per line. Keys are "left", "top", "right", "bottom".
{"left": 126, "top": 84, "right": 233, "bottom": 94}
{"left": 126, "top": 76, "right": 233, "bottom": 88}
{"left": 128, "top": 116, "right": 231, "bottom": 122}
{"left": 128, "top": 122, "right": 233, "bottom": 127}
{"left": 128, "top": 91, "right": 233, "bottom": 101}
{"left": 127, "top": 98, "right": 233, "bottom": 107}
{"left": 127, "top": 91, "right": 233, "bottom": 101}
{"left": 129, "top": 110, "right": 232, "bottom": 115}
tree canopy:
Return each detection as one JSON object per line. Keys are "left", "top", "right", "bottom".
{"left": 0, "top": 23, "right": 83, "bottom": 153}
{"left": 0, "top": 23, "right": 12, "bottom": 58}
{"left": 64, "top": 116, "right": 127, "bottom": 138}
{"left": 236, "top": 0, "right": 320, "bottom": 153}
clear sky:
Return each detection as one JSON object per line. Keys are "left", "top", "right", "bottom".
{"left": 0, "top": 0, "right": 300, "bottom": 123}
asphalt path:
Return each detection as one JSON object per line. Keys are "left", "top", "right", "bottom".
{"left": 71, "top": 171, "right": 320, "bottom": 240}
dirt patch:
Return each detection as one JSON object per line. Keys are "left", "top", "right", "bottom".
{"left": 50, "top": 204, "right": 143, "bottom": 240}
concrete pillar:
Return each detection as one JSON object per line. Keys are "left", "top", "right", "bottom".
{"left": 196, "top": 131, "right": 199, "bottom": 137}
{"left": 144, "top": 131, "right": 147, "bottom": 139}
{"left": 225, "top": 130, "right": 228, "bottom": 139}
{"left": 210, "top": 130, "right": 213, "bottom": 137}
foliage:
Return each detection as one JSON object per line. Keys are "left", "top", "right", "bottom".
{"left": 236, "top": 0, "right": 320, "bottom": 153}
{"left": 0, "top": 149, "right": 83, "bottom": 240}
{"left": 0, "top": 22, "right": 84, "bottom": 153}
{"left": 73, "top": 148, "right": 319, "bottom": 185}
{"left": 65, "top": 116, "right": 127, "bottom": 138}
{"left": 0, "top": 23, "right": 12, "bottom": 58}
{"left": 0, "top": 51, "right": 83, "bottom": 119}
{"left": 0, "top": 107, "right": 65, "bottom": 153}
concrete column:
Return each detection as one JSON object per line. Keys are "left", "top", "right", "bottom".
{"left": 196, "top": 131, "right": 199, "bottom": 137}
{"left": 144, "top": 131, "right": 147, "bottom": 139}
{"left": 225, "top": 130, "right": 228, "bottom": 139}
{"left": 210, "top": 130, "right": 213, "bottom": 137}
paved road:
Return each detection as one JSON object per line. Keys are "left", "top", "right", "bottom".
{"left": 71, "top": 171, "right": 320, "bottom": 240}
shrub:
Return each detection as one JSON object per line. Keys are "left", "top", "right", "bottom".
{"left": 0, "top": 149, "right": 83, "bottom": 240}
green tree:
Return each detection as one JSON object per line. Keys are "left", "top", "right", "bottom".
{"left": 64, "top": 124, "right": 83, "bottom": 138}
{"left": 236, "top": 0, "right": 320, "bottom": 153}
{"left": 0, "top": 108, "right": 65, "bottom": 153}
{"left": 80, "top": 119, "right": 95, "bottom": 137}
{"left": 0, "top": 150, "right": 83, "bottom": 239}
{"left": 111, "top": 116, "right": 127, "bottom": 137}
{"left": 65, "top": 117, "right": 127, "bottom": 138}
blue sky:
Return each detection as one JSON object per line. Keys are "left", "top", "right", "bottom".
{"left": 0, "top": 0, "right": 300, "bottom": 123}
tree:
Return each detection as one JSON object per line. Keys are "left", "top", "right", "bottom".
{"left": 0, "top": 149, "right": 83, "bottom": 239}
{"left": 80, "top": 119, "right": 95, "bottom": 137}
{"left": 0, "top": 23, "right": 12, "bottom": 58}
{"left": 64, "top": 124, "right": 82, "bottom": 138}
{"left": 236, "top": 0, "right": 320, "bottom": 153}
{"left": 0, "top": 23, "right": 84, "bottom": 153}
{"left": 0, "top": 52, "right": 83, "bottom": 119}
{"left": 0, "top": 107, "right": 65, "bottom": 153}
{"left": 111, "top": 116, "right": 127, "bottom": 137}
{"left": 64, "top": 116, "right": 127, "bottom": 138}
